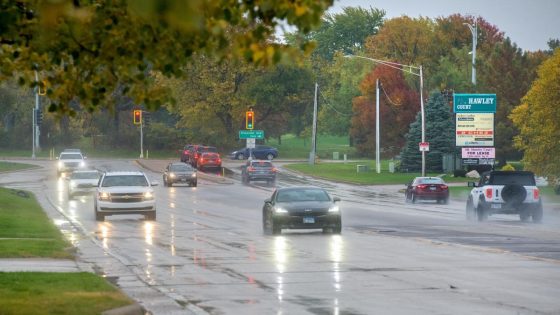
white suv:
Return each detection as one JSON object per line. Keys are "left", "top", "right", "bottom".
{"left": 57, "top": 152, "right": 87, "bottom": 176}
{"left": 94, "top": 171, "right": 157, "bottom": 221}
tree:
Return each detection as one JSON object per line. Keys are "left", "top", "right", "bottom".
{"left": 0, "top": 0, "right": 333, "bottom": 115}
{"left": 400, "top": 92, "right": 454, "bottom": 172}
{"left": 287, "top": 6, "right": 385, "bottom": 60}
{"left": 510, "top": 48, "right": 560, "bottom": 176}
{"left": 350, "top": 65, "right": 419, "bottom": 157}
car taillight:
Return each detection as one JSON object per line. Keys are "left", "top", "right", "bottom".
{"left": 441, "top": 185, "right": 448, "bottom": 190}
{"left": 183, "top": 150, "right": 188, "bottom": 154}
{"left": 247, "top": 167, "right": 255, "bottom": 171}
{"left": 271, "top": 168, "right": 278, "bottom": 173}
{"left": 417, "top": 184, "right": 427, "bottom": 190}
{"left": 217, "top": 158, "right": 221, "bottom": 163}
{"left": 485, "top": 188, "right": 493, "bottom": 199}
{"left": 533, "top": 188, "right": 539, "bottom": 200}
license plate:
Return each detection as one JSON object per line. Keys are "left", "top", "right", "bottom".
{"left": 491, "top": 203, "right": 502, "bottom": 209}
{"left": 303, "top": 217, "right": 315, "bottom": 224}
{"left": 429, "top": 187, "right": 436, "bottom": 190}
{"left": 181, "top": 178, "right": 187, "bottom": 182}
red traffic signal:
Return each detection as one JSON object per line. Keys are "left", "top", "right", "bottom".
{"left": 246, "top": 111, "right": 254, "bottom": 129}
{"left": 133, "top": 110, "right": 142, "bottom": 125}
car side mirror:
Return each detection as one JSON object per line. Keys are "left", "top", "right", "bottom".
{"left": 468, "top": 182, "right": 477, "bottom": 187}
{"left": 264, "top": 198, "right": 271, "bottom": 204}
{"left": 83, "top": 156, "right": 87, "bottom": 160}
{"left": 151, "top": 181, "right": 159, "bottom": 186}
{"left": 333, "top": 197, "right": 341, "bottom": 202}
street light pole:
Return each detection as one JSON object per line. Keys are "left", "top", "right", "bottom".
{"left": 375, "top": 79, "right": 380, "bottom": 174}
{"left": 345, "top": 55, "right": 426, "bottom": 176}
{"left": 464, "top": 20, "right": 477, "bottom": 85}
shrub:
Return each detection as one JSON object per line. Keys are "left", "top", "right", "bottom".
{"left": 501, "top": 164, "right": 516, "bottom": 171}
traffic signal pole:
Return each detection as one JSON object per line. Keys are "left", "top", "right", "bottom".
{"left": 140, "top": 117, "right": 144, "bottom": 159}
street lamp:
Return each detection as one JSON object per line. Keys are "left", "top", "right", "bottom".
{"left": 344, "top": 55, "right": 426, "bottom": 176}
{"left": 464, "top": 20, "right": 477, "bottom": 85}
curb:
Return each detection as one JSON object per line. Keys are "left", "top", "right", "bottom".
{"left": 102, "top": 303, "right": 145, "bottom": 315}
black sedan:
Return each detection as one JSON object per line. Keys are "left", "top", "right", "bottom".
{"left": 262, "top": 186, "right": 341, "bottom": 235}
{"left": 163, "top": 162, "right": 197, "bottom": 187}
{"left": 405, "top": 177, "right": 449, "bottom": 204}
{"left": 229, "top": 145, "right": 278, "bottom": 160}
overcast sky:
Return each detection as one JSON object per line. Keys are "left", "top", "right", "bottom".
{"left": 329, "top": 0, "right": 559, "bottom": 51}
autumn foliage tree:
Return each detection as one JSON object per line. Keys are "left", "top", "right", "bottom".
{"left": 510, "top": 49, "right": 560, "bottom": 176}
{"left": 350, "top": 65, "right": 419, "bottom": 157}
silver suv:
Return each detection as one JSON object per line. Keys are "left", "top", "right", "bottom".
{"left": 57, "top": 152, "right": 87, "bottom": 176}
{"left": 94, "top": 171, "right": 158, "bottom": 221}
{"left": 466, "top": 171, "right": 543, "bottom": 222}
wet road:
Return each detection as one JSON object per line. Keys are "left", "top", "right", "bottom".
{"left": 2, "top": 159, "right": 560, "bottom": 314}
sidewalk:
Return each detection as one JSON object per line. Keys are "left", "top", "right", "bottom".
{"left": 0, "top": 258, "right": 84, "bottom": 272}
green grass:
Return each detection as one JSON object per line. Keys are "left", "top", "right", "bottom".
{"left": 0, "top": 187, "right": 73, "bottom": 258}
{"left": 0, "top": 272, "right": 133, "bottom": 315}
{"left": 0, "top": 161, "right": 37, "bottom": 172}
{"left": 266, "top": 134, "right": 357, "bottom": 159}
{"left": 285, "top": 161, "right": 471, "bottom": 185}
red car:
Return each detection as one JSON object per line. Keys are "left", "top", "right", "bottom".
{"left": 196, "top": 152, "right": 222, "bottom": 170}
{"left": 405, "top": 177, "right": 449, "bottom": 204}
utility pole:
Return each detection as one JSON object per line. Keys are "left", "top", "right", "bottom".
{"left": 140, "top": 117, "right": 144, "bottom": 159}
{"left": 309, "top": 83, "right": 318, "bottom": 165}
{"left": 375, "top": 79, "right": 380, "bottom": 174}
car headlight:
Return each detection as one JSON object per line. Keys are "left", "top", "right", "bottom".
{"left": 274, "top": 207, "right": 288, "bottom": 214}
{"left": 69, "top": 182, "right": 77, "bottom": 189}
{"left": 169, "top": 173, "right": 176, "bottom": 178}
{"left": 98, "top": 192, "right": 111, "bottom": 201}
{"left": 191, "top": 173, "right": 197, "bottom": 178}
{"left": 58, "top": 161, "right": 63, "bottom": 168}
{"left": 79, "top": 161, "right": 86, "bottom": 167}
{"left": 144, "top": 191, "right": 154, "bottom": 200}
{"left": 328, "top": 205, "right": 340, "bottom": 213}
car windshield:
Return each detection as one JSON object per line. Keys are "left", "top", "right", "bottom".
{"left": 417, "top": 178, "right": 444, "bottom": 184}
{"left": 70, "top": 172, "right": 98, "bottom": 179}
{"left": 170, "top": 164, "right": 192, "bottom": 172}
{"left": 252, "top": 161, "right": 273, "bottom": 168}
{"left": 60, "top": 153, "right": 82, "bottom": 160}
{"left": 276, "top": 189, "right": 330, "bottom": 202}
{"left": 101, "top": 175, "right": 148, "bottom": 187}
{"left": 492, "top": 173, "right": 536, "bottom": 185}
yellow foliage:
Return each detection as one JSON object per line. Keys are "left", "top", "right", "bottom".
{"left": 500, "top": 164, "right": 515, "bottom": 171}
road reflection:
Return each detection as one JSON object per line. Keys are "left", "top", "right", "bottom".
{"left": 274, "top": 236, "right": 287, "bottom": 302}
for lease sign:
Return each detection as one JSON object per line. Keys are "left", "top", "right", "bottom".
{"left": 462, "top": 147, "right": 495, "bottom": 159}
{"left": 456, "top": 113, "right": 494, "bottom": 146}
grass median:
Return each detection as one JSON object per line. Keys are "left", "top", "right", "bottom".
{"left": 0, "top": 161, "right": 37, "bottom": 173}
{"left": 0, "top": 185, "right": 134, "bottom": 314}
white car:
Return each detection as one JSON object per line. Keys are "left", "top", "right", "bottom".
{"left": 57, "top": 152, "right": 87, "bottom": 176}
{"left": 94, "top": 171, "right": 157, "bottom": 221}
{"left": 67, "top": 170, "right": 100, "bottom": 199}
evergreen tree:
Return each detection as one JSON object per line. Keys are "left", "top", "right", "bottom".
{"left": 400, "top": 92, "right": 455, "bottom": 172}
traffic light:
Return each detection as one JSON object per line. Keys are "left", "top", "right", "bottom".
{"left": 133, "top": 109, "right": 142, "bottom": 125}
{"left": 246, "top": 111, "right": 254, "bottom": 130}
{"left": 35, "top": 109, "right": 43, "bottom": 125}
{"left": 143, "top": 111, "right": 151, "bottom": 127}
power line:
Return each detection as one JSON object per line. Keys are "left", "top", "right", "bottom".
{"left": 380, "top": 83, "right": 402, "bottom": 107}
{"left": 318, "top": 90, "right": 354, "bottom": 117}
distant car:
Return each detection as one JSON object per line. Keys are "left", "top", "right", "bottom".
{"left": 262, "top": 186, "right": 341, "bottom": 235}
{"left": 242, "top": 160, "right": 277, "bottom": 186}
{"left": 62, "top": 148, "right": 83, "bottom": 154}
{"left": 229, "top": 145, "right": 278, "bottom": 160}
{"left": 94, "top": 171, "right": 157, "bottom": 221}
{"left": 405, "top": 177, "right": 449, "bottom": 204}
{"left": 67, "top": 170, "right": 100, "bottom": 199}
{"left": 57, "top": 152, "right": 87, "bottom": 176}
{"left": 163, "top": 162, "right": 197, "bottom": 187}
{"left": 180, "top": 144, "right": 200, "bottom": 163}
{"left": 196, "top": 152, "right": 222, "bottom": 170}
{"left": 190, "top": 146, "right": 218, "bottom": 167}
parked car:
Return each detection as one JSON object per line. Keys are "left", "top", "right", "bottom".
{"left": 57, "top": 151, "right": 87, "bottom": 176}
{"left": 190, "top": 146, "right": 218, "bottom": 167}
{"left": 196, "top": 152, "right": 222, "bottom": 170}
{"left": 67, "top": 169, "right": 100, "bottom": 199}
{"left": 163, "top": 162, "right": 197, "bottom": 187}
{"left": 262, "top": 186, "right": 341, "bottom": 235}
{"left": 405, "top": 177, "right": 449, "bottom": 204}
{"left": 241, "top": 160, "right": 277, "bottom": 185}
{"left": 180, "top": 144, "right": 200, "bottom": 163}
{"left": 94, "top": 171, "right": 157, "bottom": 221}
{"left": 229, "top": 145, "right": 278, "bottom": 160}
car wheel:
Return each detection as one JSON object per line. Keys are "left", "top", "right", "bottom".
{"left": 145, "top": 211, "right": 156, "bottom": 221}
{"left": 237, "top": 153, "right": 245, "bottom": 160}
{"left": 266, "top": 153, "right": 274, "bottom": 160}
{"left": 466, "top": 198, "right": 476, "bottom": 221}
{"left": 443, "top": 197, "right": 449, "bottom": 205}
{"left": 532, "top": 201, "right": 543, "bottom": 223}
{"left": 476, "top": 202, "right": 487, "bottom": 221}
{"left": 68, "top": 192, "right": 73, "bottom": 200}
{"left": 192, "top": 181, "right": 197, "bottom": 187}
{"left": 411, "top": 193, "right": 417, "bottom": 204}
{"left": 332, "top": 218, "right": 342, "bottom": 234}
{"left": 271, "top": 218, "right": 281, "bottom": 235}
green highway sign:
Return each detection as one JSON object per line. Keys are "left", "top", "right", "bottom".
{"left": 239, "top": 130, "right": 264, "bottom": 139}
{"left": 453, "top": 94, "right": 497, "bottom": 113}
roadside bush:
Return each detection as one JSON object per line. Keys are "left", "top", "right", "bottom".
{"left": 501, "top": 164, "right": 516, "bottom": 171}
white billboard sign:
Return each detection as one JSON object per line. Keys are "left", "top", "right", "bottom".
{"left": 462, "top": 147, "right": 496, "bottom": 159}
{"left": 456, "top": 113, "right": 494, "bottom": 146}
